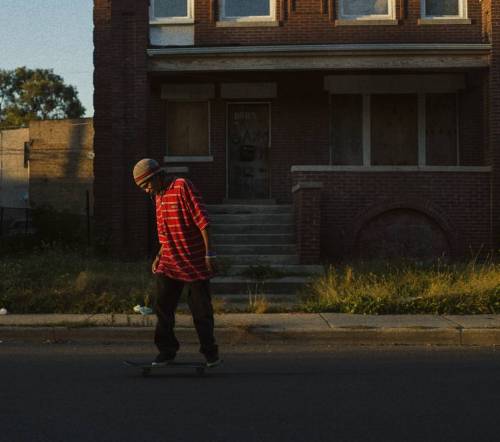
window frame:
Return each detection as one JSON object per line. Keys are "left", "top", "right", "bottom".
{"left": 165, "top": 100, "right": 212, "bottom": 158}
{"left": 219, "top": 0, "right": 276, "bottom": 22}
{"left": 421, "top": 0, "right": 467, "bottom": 20}
{"left": 337, "top": 0, "right": 396, "bottom": 21}
{"left": 149, "top": 0, "right": 194, "bottom": 25}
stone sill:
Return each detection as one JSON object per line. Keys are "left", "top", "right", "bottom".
{"left": 164, "top": 156, "right": 214, "bottom": 163}
{"left": 335, "top": 19, "right": 399, "bottom": 26}
{"left": 292, "top": 182, "right": 324, "bottom": 193}
{"left": 216, "top": 20, "right": 280, "bottom": 28}
{"left": 418, "top": 18, "right": 472, "bottom": 25}
{"left": 150, "top": 19, "right": 195, "bottom": 26}
{"left": 291, "top": 166, "right": 491, "bottom": 173}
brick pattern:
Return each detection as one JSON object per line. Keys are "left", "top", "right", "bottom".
{"left": 195, "top": 0, "right": 484, "bottom": 46}
{"left": 292, "top": 171, "right": 492, "bottom": 260}
{"left": 293, "top": 185, "right": 322, "bottom": 264}
{"left": 29, "top": 119, "right": 94, "bottom": 215}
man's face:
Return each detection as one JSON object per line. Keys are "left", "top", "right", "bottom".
{"left": 139, "top": 174, "right": 162, "bottom": 195}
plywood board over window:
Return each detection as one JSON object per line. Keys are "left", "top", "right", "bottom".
{"left": 371, "top": 94, "right": 418, "bottom": 166}
{"left": 426, "top": 94, "right": 457, "bottom": 166}
{"left": 167, "top": 101, "right": 209, "bottom": 156}
{"left": 331, "top": 94, "right": 363, "bottom": 165}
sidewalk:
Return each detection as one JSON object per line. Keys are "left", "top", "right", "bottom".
{"left": 2, "top": 313, "right": 500, "bottom": 346}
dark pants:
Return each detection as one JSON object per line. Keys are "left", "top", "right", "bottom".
{"left": 154, "top": 275, "right": 218, "bottom": 359}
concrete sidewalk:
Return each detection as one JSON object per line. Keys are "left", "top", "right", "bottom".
{"left": 2, "top": 313, "right": 500, "bottom": 346}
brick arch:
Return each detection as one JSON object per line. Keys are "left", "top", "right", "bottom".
{"left": 348, "top": 198, "right": 460, "bottom": 259}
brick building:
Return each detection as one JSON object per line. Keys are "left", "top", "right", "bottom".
{"left": 93, "top": 0, "right": 498, "bottom": 264}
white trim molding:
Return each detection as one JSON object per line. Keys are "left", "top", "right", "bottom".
{"left": 291, "top": 166, "right": 492, "bottom": 173}
{"left": 149, "top": 0, "right": 194, "bottom": 25}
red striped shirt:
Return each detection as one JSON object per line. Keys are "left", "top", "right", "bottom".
{"left": 155, "top": 178, "right": 212, "bottom": 281}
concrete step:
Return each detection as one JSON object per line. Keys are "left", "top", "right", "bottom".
{"left": 211, "top": 213, "right": 293, "bottom": 224}
{"left": 219, "top": 254, "right": 300, "bottom": 265}
{"left": 213, "top": 233, "right": 294, "bottom": 245}
{"left": 217, "top": 244, "right": 296, "bottom": 255}
{"left": 226, "top": 264, "right": 325, "bottom": 276}
{"left": 212, "top": 224, "right": 294, "bottom": 234}
{"left": 207, "top": 204, "right": 292, "bottom": 215}
{"left": 223, "top": 199, "right": 277, "bottom": 205}
{"left": 211, "top": 276, "right": 310, "bottom": 295}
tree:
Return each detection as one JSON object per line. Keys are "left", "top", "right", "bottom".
{"left": 0, "top": 67, "right": 85, "bottom": 129}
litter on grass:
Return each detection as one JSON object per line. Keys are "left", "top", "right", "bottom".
{"left": 133, "top": 305, "right": 153, "bottom": 315}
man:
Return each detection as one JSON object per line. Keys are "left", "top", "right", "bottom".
{"left": 133, "top": 158, "right": 221, "bottom": 367}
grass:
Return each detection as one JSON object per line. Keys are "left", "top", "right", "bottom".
{"left": 2, "top": 243, "right": 500, "bottom": 315}
{"left": 300, "top": 259, "right": 500, "bottom": 315}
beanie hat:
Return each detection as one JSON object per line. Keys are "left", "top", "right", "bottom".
{"left": 133, "top": 158, "right": 162, "bottom": 186}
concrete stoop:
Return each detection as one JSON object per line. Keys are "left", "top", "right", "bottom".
{"left": 208, "top": 202, "right": 323, "bottom": 310}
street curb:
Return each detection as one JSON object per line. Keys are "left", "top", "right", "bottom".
{"left": 2, "top": 326, "right": 500, "bottom": 346}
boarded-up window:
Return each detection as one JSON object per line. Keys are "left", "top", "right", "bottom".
{"left": 224, "top": 0, "right": 271, "bottom": 17}
{"left": 331, "top": 94, "right": 363, "bottom": 165}
{"left": 167, "top": 101, "right": 209, "bottom": 156}
{"left": 371, "top": 94, "right": 418, "bottom": 166}
{"left": 426, "top": 94, "right": 458, "bottom": 166}
{"left": 154, "top": 0, "right": 188, "bottom": 18}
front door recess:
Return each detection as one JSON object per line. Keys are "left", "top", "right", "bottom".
{"left": 227, "top": 103, "right": 270, "bottom": 199}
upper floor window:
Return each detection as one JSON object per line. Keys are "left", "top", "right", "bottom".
{"left": 422, "top": 0, "right": 467, "bottom": 19}
{"left": 219, "top": 0, "right": 276, "bottom": 22}
{"left": 338, "top": 0, "right": 395, "bottom": 20}
{"left": 150, "top": 0, "right": 194, "bottom": 24}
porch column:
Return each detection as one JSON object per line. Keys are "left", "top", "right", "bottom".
{"left": 292, "top": 182, "right": 323, "bottom": 264}
{"left": 491, "top": 2, "right": 500, "bottom": 252}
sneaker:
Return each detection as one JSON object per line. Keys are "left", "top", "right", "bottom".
{"left": 205, "top": 354, "right": 222, "bottom": 368}
{"left": 152, "top": 353, "right": 175, "bottom": 366}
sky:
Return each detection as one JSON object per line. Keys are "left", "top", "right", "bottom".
{"left": 0, "top": 0, "right": 94, "bottom": 117}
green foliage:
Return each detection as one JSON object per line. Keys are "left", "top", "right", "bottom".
{"left": 0, "top": 67, "right": 85, "bottom": 129}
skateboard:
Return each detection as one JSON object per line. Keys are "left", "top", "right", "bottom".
{"left": 124, "top": 360, "right": 210, "bottom": 377}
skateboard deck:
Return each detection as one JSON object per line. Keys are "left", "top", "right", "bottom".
{"left": 124, "top": 360, "right": 209, "bottom": 377}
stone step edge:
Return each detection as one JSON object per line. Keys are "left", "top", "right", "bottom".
{"left": 212, "top": 276, "right": 311, "bottom": 283}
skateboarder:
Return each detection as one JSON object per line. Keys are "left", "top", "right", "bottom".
{"left": 133, "top": 158, "right": 221, "bottom": 368}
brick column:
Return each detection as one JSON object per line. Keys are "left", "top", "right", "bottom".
{"left": 292, "top": 182, "right": 323, "bottom": 264}
{"left": 93, "top": 0, "right": 150, "bottom": 258}
{"left": 489, "top": 1, "right": 500, "bottom": 252}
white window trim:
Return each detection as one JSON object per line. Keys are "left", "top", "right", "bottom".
{"left": 166, "top": 100, "right": 211, "bottom": 158}
{"left": 421, "top": 0, "right": 467, "bottom": 20}
{"left": 149, "top": 0, "right": 194, "bottom": 25}
{"left": 338, "top": 0, "right": 396, "bottom": 21}
{"left": 330, "top": 92, "right": 460, "bottom": 167}
{"left": 219, "top": 0, "right": 276, "bottom": 22}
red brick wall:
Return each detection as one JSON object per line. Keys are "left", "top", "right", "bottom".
{"left": 292, "top": 171, "right": 492, "bottom": 260}
{"left": 489, "top": 0, "right": 500, "bottom": 250}
{"left": 195, "top": 0, "right": 485, "bottom": 46}
{"left": 93, "top": 0, "right": 151, "bottom": 257}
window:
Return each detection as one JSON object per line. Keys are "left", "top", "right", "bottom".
{"left": 166, "top": 101, "right": 210, "bottom": 156}
{"left": 422, "top": 0, "right": 466, "bottom": 19}
{"left": 220, "top": 0, "right": 275, "bottom": 21}
{"left": 331, "top": 93, "right": 459, "bottom": 167}
{"left": 338, "top": 0, "right": 395, "bottom": 20}
{"left": 150, "top": 0, "right": 193, "bottom": 23}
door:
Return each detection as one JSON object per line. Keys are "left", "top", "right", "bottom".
{"left": 227, "top": 103, "right": 270, "bottom": 199}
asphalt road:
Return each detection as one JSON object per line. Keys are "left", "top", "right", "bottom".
{"left": 1, "top": 342, "right": 500, "bottom": 442}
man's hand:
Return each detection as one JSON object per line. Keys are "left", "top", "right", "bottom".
{"left": 205, "top": 256, "right": 218, "bottom": 275}
{"left": 152, "top": 255, "right": 160, "bottom": 274}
